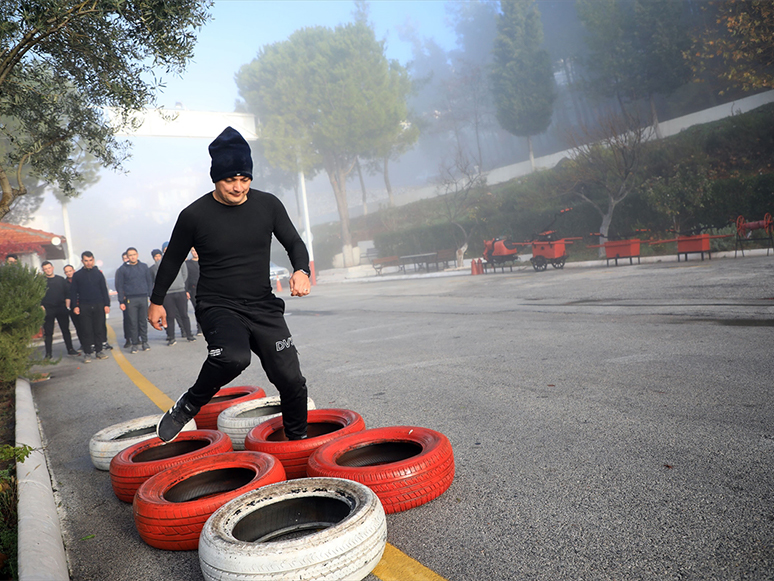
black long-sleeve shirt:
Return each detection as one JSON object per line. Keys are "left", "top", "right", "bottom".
{"left": 151, "top": 190, "right": 309, "bottom": 307}
{"left": 41, "top": 275, "right": 69, "bottom": 309}
{"left": 70, "top": 267, "right": 110, "bottom": 307}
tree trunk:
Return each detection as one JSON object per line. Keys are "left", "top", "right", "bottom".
{"left": 355, "top": 157, "right": 368, "bottom": 216}
{"left": 0, "top": 163, "right": 20, "bottom": 221}
{"left": 325, "top": 159, "right": 355, "bottom": 268}
{"left": 383, "top": 155, "right": 394, "bottom": 207}
{"left": 527, "top": 136, "right": 535, "bottom": 171}
{"left": 597, "top": 207, "right": 614, "bottom": 258}
{"left": 456, "top": 242, "right": 467, "bottom": 268}
{"left": 649, "top": 94, "right": 662, "bottom": 139}
{"left": 563, "top": 59, "right": 585, "bottom": 128}
{"left": 453, "top": 222, "right": 469, "bottom": 268}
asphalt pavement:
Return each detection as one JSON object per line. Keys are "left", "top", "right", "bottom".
{"left": 28, "top": 255, "right": 774, "bottom": 580}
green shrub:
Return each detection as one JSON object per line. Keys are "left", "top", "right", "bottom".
{"left": 0, "top": 263, "right": 46, "bottom": 383}
{"left": 0, "top": 443, "right": 34, "bottom": 580}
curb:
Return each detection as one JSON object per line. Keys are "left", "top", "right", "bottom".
{"left": 15, "top": 377, "right": 69, "bottom": 581}
{"left": 324, "top": 247, "right": 772, "bottom": 284}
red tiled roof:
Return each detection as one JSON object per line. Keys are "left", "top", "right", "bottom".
{"left": 0, "top": 223, "right": 67, "bottom": 260}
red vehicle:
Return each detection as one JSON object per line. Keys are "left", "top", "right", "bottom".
{"left": 483, "top": 236, "right": 520, "bottom": 264}
{"left": 523, "top": 208, "right": 578, "bottom": 271}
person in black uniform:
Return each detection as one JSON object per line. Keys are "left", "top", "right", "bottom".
{"left": 185, "top": 248, "right": 201, "bottom": 335}
{"left": 63, "top": 264, "right": 83, "bottom": 351}
{"left": 40, "top": 261, "right": 79, "bottom": 358}
{"left": 70, "top": 251, "right": 111, "bottom": 363}
{"left": 149, "top": 126, "right": 312, "bottom": 442}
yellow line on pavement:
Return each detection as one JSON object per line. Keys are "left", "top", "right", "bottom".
{"left": 106, "top": 326, "right": 447, "bottom": 581}
{"left": 373, "top": 543, "right": 449, "bottom": 581}
{"left": 106, "top": 326, "right": 174, "bottom": 411}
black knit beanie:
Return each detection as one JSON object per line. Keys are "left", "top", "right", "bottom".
{"left": 208, "top": 126, "right": 253, "bottom": 183}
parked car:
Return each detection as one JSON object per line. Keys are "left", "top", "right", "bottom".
{"left": 270, "top": 261, "right": 290, "bottom": 282}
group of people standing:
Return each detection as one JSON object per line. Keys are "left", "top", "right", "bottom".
{"left": 38, "top": 244, "right": 201, "bottom": 362}
{"left": 116, "top": 244, "right": 200, "bottom": 352}
{"left": 40, "top": 252, "right": 110, "bottom": 362}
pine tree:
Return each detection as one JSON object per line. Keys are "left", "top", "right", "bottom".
{"left": 490, "top": 0, "right": 557, "bottom": 170}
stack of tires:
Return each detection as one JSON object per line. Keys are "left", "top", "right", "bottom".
{"left": 88, "top": 384, "right": 454, "bottom": 581}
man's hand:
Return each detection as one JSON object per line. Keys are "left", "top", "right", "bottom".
{"left": 120, "top": 303, "right": 126, "bottom": 311}
{"left": 289, "top": 271, "right": 311, "bottom": 297}
{"left": 104, "top": 306, "right": 110, "bottom": 314}
{"left": 73, "top": 307, "right": 80, "bottom": 315}
{"left": 148, "top": 303, "right": 167, "bottom": 331}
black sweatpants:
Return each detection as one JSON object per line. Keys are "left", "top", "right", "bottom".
{"left": 186, "top": 298, "right": 307, "bottom": 439}
{"left": 124, "top": 296, "right": 149, "bottom": 344}
{"left": 43, "top": 306, "right": 74, "bottom": 356}
{"left": 79, "top": 303, "right": 107, "bottom": 354}
{"left": 164, "top": 291, "right": 193, "bottom": 340}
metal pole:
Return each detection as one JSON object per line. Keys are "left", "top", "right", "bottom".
{"left": 61, "top": 201, "right": 76, "bottom": 265}
{"left": 298, "top": 170, "right": 316, "bottom": 285}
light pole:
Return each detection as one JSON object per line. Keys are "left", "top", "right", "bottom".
{"left": 298, "top": 170, "right": 316, "bottom": 285}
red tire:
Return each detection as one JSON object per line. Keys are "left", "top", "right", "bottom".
{"left": 306, "top": 426, "right": 455, "bottom": 514}
{"left": 244, "top": 409, "right": 365, "bottom": 479}
{"left": 195, "top": 386, "right": 266, "bottom": 429}
{"left": 132, "top": 451, "right": 285, "bottom": 550}
{"left": 109, "top": 430, "right": 232, "bottom": 503}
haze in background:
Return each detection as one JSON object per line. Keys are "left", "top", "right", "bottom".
{"left": 26, "top": 0, "right": 457, "bottom": 277}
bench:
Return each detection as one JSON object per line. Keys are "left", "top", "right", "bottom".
{"left": 434, "top": 248, "right": 456, "bottom": 270}
{"left": 372, "top": 255, "right": 403, "bottom": 275}
{"left": 361, "top": 247, "right": 379, "bottom": 264}
{"left": 399, "top": 252, "right": 437, "bottom": 272}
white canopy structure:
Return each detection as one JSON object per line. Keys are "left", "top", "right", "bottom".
{"left": 104, "top": 107, "right": 257, "bottom": 140}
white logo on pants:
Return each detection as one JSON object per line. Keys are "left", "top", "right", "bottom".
{"left": 276, "top": 337, "right": 294, "bottom": 351}
{"left": 208, "top": 348, "right": 222, "bottom": 357}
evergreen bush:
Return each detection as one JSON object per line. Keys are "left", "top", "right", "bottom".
{"left": 0, "top": 263, "right": 46, "bottom": 383}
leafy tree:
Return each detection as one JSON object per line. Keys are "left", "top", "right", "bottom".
{"left": 437, "top": 143, "right": 489, "bottom": 266}
{"left": 576, "top": 0, "right": 692, "bottom": 135}
{"left": 644, "top": 153, "right": 713, "bottom": 234}
{"left": 376, "top": 118, "right": 419, "bottom": 208}
{"left": 0, "top": 0, "right": 211, "bottom": 221}
{"left": 691, "top": 0, "right": 774, "bottom": 93}
{"left": 561, "top": 107, "right": 652, "bottom": 249}
{"left": 237, "top": 23, "right": 414, "bottom": 267}
{"left": 490, "top": 0, "right": 557, "bottom": 170}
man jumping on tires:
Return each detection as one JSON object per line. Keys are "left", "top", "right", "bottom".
{"left": 149, "top": 126, "right": 311, "bottom": 443}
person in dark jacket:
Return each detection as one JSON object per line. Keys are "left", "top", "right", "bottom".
{"left": 40, "top": 261, "right": 79, "bottom": 358}
{"left": 115, "top": 247, "right": 152, "bottom": 353}
{"left": 149, "top": 126, "right": 311, "bottom": 443}
{"left": 63, "top": 264, "right": 83, "bottom": 350}
{"left": 119, "top": 251, "right": 131, "bottom": 348}
{"left": 185, "top": 248, "right": 201, "bottom": 335}
{"left": 70, "top": 251, "right": 111, "bottom": 363}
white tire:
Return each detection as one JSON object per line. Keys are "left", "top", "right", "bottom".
{"left": 89, "top": 414, "right": 197, "bottom": 470}
{"left": 217, "top": 396, "right": 316, "bottom": 450}
{"left": 199, "top": 477, "right": 387, "bottom": 581}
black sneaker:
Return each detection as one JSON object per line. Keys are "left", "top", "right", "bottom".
{"left": 167, "top": 338, "right": 177, "bottom": 346}
{"left": 130, "top": 344, "right": 139, "bottom": 354}
{"left": 141, "top": 342, "right": 151, "bottom": 351}
{"left": 123, "top": 340, "right": 131, "bottom": 349}
{"left": 95, "top": 351, "right": 109, "bottom": 360}
{"left": 67, "top": 348, "right": 81, "bottom": 356}
{"left": 104, "top": 342, "right": 113, "bottom": 350}
{"left": 186, "top": 336, "right": 196, "bottom": 342}
{"left": 157, "top": 394, "right": 199, "bottom": 442}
